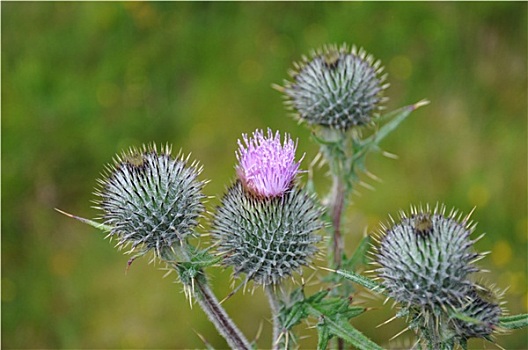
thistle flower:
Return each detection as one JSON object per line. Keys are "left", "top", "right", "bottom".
{"left": 279, "top": 44, "right": 388, "bottom": 130}
{"left": 374, "top": 204, "right": 480, "bottom": 311}
{"left": 236, "top": 129, "right": 301, "bottom": 198}
{"left": 373, "top": 204, "right": 502, "bottom": 346}
{"left": 211, "top": 181, "right": 323, "bottom": 285}
{"left": 212, "top": 129, "right": 323, "bottom": 285}
{"left": 95, "top": 144, "right": 206, "bottom": 260}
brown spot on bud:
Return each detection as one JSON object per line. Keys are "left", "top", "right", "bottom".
{"left": 413, "top": 214, "right": 433, "bottom": 236}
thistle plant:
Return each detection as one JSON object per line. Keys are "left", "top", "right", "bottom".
{"left": 59, "top": 42, "right": 527, "bottom": 350}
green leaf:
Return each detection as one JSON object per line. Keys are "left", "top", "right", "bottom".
{"left": 334, "top": 269, "right": 384, "bottom": 294}
{"left": 451, "top": 312, "right": 484, "bottom": 325}
{"left": 278, "top": 288, "right": 320, "bottom": 330}
{"left": 281, "top": 299, "right": 309, "bottom": 330}
{"left": 351, "top": 99, "right": 430, "bottom": 168}
{"left": 309, "top": 297, "right": 365, "bottom": 319}
{"left": 55, "top": 208, "right": 113, "bottom": 232}
{"left": 278, "top": 288, "right": 366, "bottom": 334}
{"left": 499, "top": 313, "right": 528, "bottom": 330}
{"left": 314, "top": 312, "right": 384, "bottom": 350}
{"left": 371, "top": 100, "right": 429, "bottom": 145}
{"left": 316, "top": 321, "right": 331, "bottom": 350}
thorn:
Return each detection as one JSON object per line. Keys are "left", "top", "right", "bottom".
{"left": 271, "top": 83, "right": 285, "bottom": 92}
{"left": 188, "top": 285, "right": 193, "bottom": 309}
{"left": 494, "top": 342, "right": 506, "bottom": 350}
{"left": 364, "top": 169, "right": 382, "bottom": 183}
{"left": 359, "top": 181, "right": 375, "bottom": 191}
{"left": 377, "top": 314, "right": 399, "bottom": 328}
{"left": 411, "top": 99, "right": 430, "bottom": 111}
{"left": 193, "top": 329, "right": 213, "bottom": 349}
{"left": 55, "top": 208, "right": 89, "bottom": 223}
{"left": 390, "top": 326, "right": 410, "bottom": 340}
{"left": 464, "top": 206, "right": 477, "bottom": 224}
{"left": 220, "top": 280, "right": 246, "bottom": 304}
{"left": 125, "top": 257, "right": 136, "bottom": 274}
{"left": 318, "top": 266, "right": 338, "bottom": 273}
{"left": 382, "top": 151, "right": 399, "bottom": 159}
{"left": 254, "top": 321, "right": 264, "bottom": 343}
{"left": 55, "top": 208, "right": 111, "bottom": 231}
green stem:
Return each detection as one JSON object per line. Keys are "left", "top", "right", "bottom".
{"left": 329, "top": 174, "right": 346, "bottom": 350}
{"left": 330, "top": 174, "right": 346, "bottom": 268}
{"left": 265, "top": 284, "right": 282, "bottom": 350}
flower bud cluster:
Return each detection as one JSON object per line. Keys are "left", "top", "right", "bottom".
{"left": 96, "top": 130, "right": 323, "bottom": 287}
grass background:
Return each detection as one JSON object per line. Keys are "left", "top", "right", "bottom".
{"left": 2, "top": 2, "right": 527, "bottom": 349}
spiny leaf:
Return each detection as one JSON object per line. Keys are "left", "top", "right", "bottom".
{"left": 370, "top": 99, "right": 429, "bottom": 145}
{"left": 451, "top": 312, "right": 485, "bottom": 325}
{"left": 312, "top": 311, "right": 384, "bottom": 350}
{"left": 333, "top": 269, "right": 384, "bottom": 294}
{"left": 316, "top": 319, "right": 331, "bottom": 350}
{"left": 55, "top": 208, "right": 113, "bottom": 232}
{"left": 499, "top": 314, "right": 528, "bottom": 330}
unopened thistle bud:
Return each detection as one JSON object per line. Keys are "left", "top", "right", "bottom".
{"left": 212, "top": 129, "right": 323, "bottom": 285}
{"left": 96, "top": 144, "right": 206, "bottom": 259}
{"left": 374, "top": 204, "right": 480, "bottom": 311}
{"left": 280, "top": 44, "right": 388, "bottom": 130}
{"left": 450, "top": 283, "right": 503, "bottom": 339}
{"left": 373, "top": 204, "right": 503, "bottom": 345}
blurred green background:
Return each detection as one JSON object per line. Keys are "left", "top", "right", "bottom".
{"left": 3, "top": 2, "right": 526, "bottom": 349}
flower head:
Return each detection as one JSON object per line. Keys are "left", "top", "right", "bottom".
{"left": 95, "top": 144, "right": 205, "bottom": 260}
{"left": 236, "top": 129, "right": 301, "bottom": 198}
{"left": 373, "top": 204, "right": 502, "bottom": 346}
{"left": 374, "top": 204, "right": 479, "bottom": 311}
{"left": 211, "top": 181, "right": 323, "bottom": 285}
{"left": 280, "top": 44, "right": 388, "bottom": 130}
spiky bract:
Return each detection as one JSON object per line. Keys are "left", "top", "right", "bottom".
{"left": 450, "top": 284, "right": 502, "bottom": 339}
{"left": 211, "top": 181, "right": 323, "bottom": 285}
{"left": 96, "top": 144, "right": 205, "bottom": 259}
{"left": 281, "top": 44, "right": 387, "bottom": 130}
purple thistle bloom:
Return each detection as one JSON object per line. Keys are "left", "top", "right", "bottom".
{"left": 236, "top": 129, "right": 302, "bottom": 197}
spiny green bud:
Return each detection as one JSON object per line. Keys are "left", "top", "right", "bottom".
{"left": 95, "top": 144, "right": 206, "bottom": 260}
{"left": 373, "top": 204, "right": 481, "bottom": 313}
{"left": 279, "top": 43, "right": 388, "bottom": 130}
{"left": 450, "top": 283, "right": 502, "bottom": 339}
{"left": 211, "top": 181, "right": 323, "bottom": 285}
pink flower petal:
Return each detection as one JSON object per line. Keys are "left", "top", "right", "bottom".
{"left": 236, "top": 129, "right": 301, "bottom": 197}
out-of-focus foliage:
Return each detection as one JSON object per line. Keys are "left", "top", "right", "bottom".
{"left": 2, "top": 2, "right": 526, "bottom": 349}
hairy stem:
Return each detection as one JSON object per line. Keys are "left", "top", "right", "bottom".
{"left": 169, "top": 244, "right": 251, "bottom": 350}
{"left": 194, "top": 277, "right": 252, "bottom": 350}
{"left": 266, "top": 284, "right": 282, "bottom": 350}
{"left": 330, "top": 174, "right": 346, "bottom": 268}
